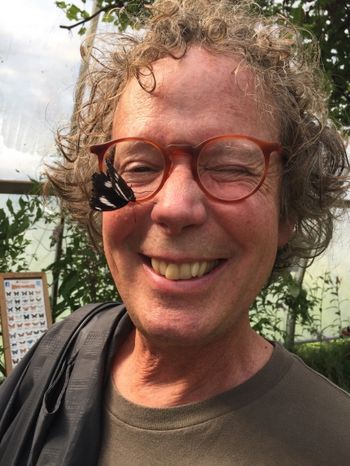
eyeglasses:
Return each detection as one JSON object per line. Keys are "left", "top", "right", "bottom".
{"left": 90, "top": 134, "right": 282, "bottom": 204}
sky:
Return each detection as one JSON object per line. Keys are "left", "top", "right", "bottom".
{"left": 0, "top": 0, "right": 82, "bottom": 180}
{"left": 0, "top": 0, "right": 349, "bottom": 335}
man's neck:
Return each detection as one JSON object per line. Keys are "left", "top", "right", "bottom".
{"left": 111, "top": 327, "right": 273, "bottom": 408}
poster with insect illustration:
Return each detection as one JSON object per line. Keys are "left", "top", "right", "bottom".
{"left": 0, "top": 272, "right": 52, "bottom": 375}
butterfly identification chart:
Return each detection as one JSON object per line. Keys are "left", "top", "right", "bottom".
{"left": 0, "top": 272, "right": 52, "bottom": 374}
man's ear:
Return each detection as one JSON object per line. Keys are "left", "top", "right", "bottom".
{"left": 278, "top": 217, "right": 295, "bottom": 248}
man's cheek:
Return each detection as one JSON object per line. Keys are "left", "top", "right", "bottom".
{"left": 102, "top": 210, "right": 133, "bottom": 246}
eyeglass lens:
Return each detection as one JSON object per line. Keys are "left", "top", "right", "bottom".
{"left": 102, "top": 138, "right": 265, "bottom": 202}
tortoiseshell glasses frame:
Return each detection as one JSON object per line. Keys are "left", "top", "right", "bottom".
{"left": 90, "top": 134, "right": 282, "bottom": 203}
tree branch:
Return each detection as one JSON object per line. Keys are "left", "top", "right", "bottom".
{"left": 59, "top": 5, "right": 112, "bottom": 31}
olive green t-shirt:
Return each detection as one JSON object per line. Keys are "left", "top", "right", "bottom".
{"left": 98, "top": 343, "right": 350, "bottom": 465}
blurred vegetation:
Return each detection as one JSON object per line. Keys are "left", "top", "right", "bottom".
{"left": 250, "top": 271, "right": 346, "bottom": 345}
{"left": 293, "top": 339, "right": 350, "bottom": 393}
{"left": 0, "top": 196, "right": 43, "bottom": 273}
{"left": 48, "top": 216, "right": 118, "bottom": 321}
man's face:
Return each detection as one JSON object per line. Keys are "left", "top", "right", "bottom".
{"left": 103, "top": 47, "right": 291, "bottom": 347}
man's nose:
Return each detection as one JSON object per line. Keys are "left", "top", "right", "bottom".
{"left": 150, "top": 161, "right": 208, "bottom": 235}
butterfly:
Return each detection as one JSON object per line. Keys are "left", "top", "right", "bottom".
{"left": 90, "top": 157, "right": 135, "bottom": 211}
{"left": 29, "top": 291, "right": 34, "bottom": 295}
{"left": 14, "top": 291, "right": 19, "bottom": 296}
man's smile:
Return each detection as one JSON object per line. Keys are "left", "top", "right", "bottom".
{"left": 150, "top": 257, "right": 220, "bottom": 280}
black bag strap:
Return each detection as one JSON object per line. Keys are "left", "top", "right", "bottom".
{"left": 0, "top": 302, "right": 128, "bottom": 466}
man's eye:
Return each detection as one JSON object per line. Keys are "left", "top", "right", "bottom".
{"left": 213, "top": 165, "right": 245, "bottom": 171}
{"left": 121, "top": 162, "right": 162, "bottom": 174}
{"left": 126, "top": 165, "right": 156, "bottom": 173}
{"left": 206, "top": 165, "right": 252, "bottom": 174}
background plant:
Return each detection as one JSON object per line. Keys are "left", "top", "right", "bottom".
{"left": 250, "top": 271, "right": 348, "bottom": 347}
{"left": 0, "top": 195, "right": 43, "bottom": 273}
{"left": 250, "top": 271, "right": 317, "bottom": 345}
{"left": 293, "top": 339, "right": 350, "bottom": 392}
{"left": 47, "top": 216, "right": 119, "bottom": 320}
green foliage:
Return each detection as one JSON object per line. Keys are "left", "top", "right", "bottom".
{"left": 258, "top": 0, "right": 350, "bottom": 131}
{"left": 0, "top": 195, "right": 43, "bottom": 272}
{"left": 250, "top": 272, "right": 316, "bottom": 342}
{"left": 250, "top": 271, "right": 347, "bottom": 345}
{"left": 47, "top": 219, "right": 119, "bottom": 320}
{"left": 293, "top": 339, "right": 350, "bottom": 392}
{"left": 303, "top": 272, "right": 344, "bottom": 340}
{"left": 56, "top": 0, "right": 152, "bottom": 34}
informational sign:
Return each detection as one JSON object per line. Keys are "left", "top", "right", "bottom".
{"left": 0, "top": 272, "right": 52, "bottom": 374}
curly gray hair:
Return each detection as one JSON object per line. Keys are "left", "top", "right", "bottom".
{"left": 48, "top": 0, "right": 349, "bottom": 271}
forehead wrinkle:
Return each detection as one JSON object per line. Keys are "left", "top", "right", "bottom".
{"left": 113, "top": 47, "right": 279, "bottom": 142}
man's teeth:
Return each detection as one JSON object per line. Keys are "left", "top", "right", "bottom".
{"left": 150, "top": 258, "right": 218, "bottom": 280}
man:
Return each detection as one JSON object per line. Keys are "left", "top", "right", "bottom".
{"left": 1, "top": 1, "right": 349, "bottom": 465}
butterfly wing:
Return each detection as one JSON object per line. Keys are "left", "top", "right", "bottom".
{"left": 90, "top": 158, "right": 136, "bottom": 211}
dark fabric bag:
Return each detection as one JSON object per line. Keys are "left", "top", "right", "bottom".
{"left": 0, "top": 302, "right": 132, "bottom": 466}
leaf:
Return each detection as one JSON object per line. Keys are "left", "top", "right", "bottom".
{"left": 56, "top": 1, "right": 67, "bottom": 8}
{"left": 287, "top": 281, "right": 301, "bottom": 298}
{"left": 59, "top": 271, "right": 80, "bottom": 297}
{"left": 66, "top": 4, "right": 81, "bottom": 21}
